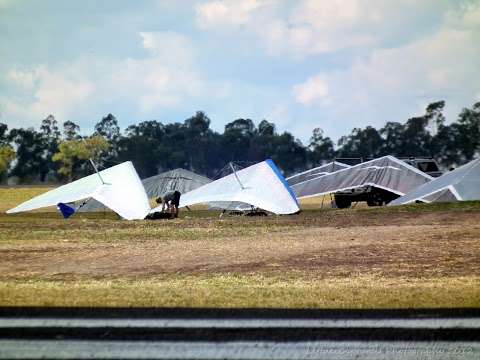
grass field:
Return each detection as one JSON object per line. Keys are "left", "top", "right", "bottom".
{"left": 0, "top": 187, "right": 479, "bottom": 308}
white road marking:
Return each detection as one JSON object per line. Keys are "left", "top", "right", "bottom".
{"left": 0, "top": 318, "right": 479, "bottom": 329}
{"left": 0, "top": 340, "right": 477, "bottom": 359}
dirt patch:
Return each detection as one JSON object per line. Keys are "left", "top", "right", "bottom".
{"left": 2, "top": 203, "right": 480, "bottom": 281}
{"left": 1, "top": 222, "right": 479, "bottom": 280}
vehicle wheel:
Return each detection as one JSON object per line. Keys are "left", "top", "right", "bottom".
{"left": 334, "top": 196, "right": 351, "bottom": 209}
{"left": 367, "top": 193, "right": 384, "bottom": 206}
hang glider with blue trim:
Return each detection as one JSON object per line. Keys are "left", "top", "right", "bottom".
{"left": 6, "top": 161, "right": 150, "bottom": 220}
{"left": 150, "top": 159, "right": 300, "bottom": 215}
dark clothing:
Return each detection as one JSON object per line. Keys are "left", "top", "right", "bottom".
{"left": 163, "top": 192, "right": 173, "bottom": 203}
{"left": 172, "top": 191, "right": 181, "bottom": 207}
{"left": 145, "top": 211, "right": 172, "bottom": 220}
{"left": 164, "top": 191, "right": 181, "bottom": 207}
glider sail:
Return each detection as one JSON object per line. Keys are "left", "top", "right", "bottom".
{"left": 151, "top": 159, "right": 299, "bottom": 215}
{"left": 292, "top": 155, "right": 432, "bottom": 199}
{"left": 7, "top": 161, "right": 150, "bottom": 220}
{"left": 142, "top": 168, "right": 211, "bottom": 198}
{"left": 390, "top": 158, "right": 480, "bottom": 205}
{"left": 79, "top": 168, "right": 211, "bottom": 212}
{"left": 286, "top": 161, "right": 350, "bottom": 186}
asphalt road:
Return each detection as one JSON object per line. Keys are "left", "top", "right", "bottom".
{"left": 0, "top": 308, "right": 479, "bottom": 359}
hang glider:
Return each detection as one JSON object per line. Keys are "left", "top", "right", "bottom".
{"left": 6, "top": 161, "right": 150, "bottom": 220}
{"left": 150, "top": 159, "right": 300, "bottom": 215}
{"left": 390, "top": 158, "right": 480, "bottom": 205}
{"left": 79, "top": 168, "right": 211, "bottom": 212}
{"left": 286, "top": 161, "right": 351, "bottom": 186}
{"left": 142, "top": 168, "right": 211, "bottom": 198}
{"left": 291, "top": 155, "right": 432, "bottom": 199}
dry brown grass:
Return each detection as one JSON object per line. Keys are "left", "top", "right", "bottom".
{"left": 1, "top": 187, "right": 480, "bottom": 308}
{"left": 1, "top": 276, "right": 478, "bottom": 308}
{"left": 0, "top": 187, "right": 54, "bottom": 213}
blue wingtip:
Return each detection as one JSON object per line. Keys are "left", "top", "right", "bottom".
{"left": 265, "top": 159, "right": 299, "bottom": 206}
{"left": 57, "top": 203, "right": 75, "bottom": 219}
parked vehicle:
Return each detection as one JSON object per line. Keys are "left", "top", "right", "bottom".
{"left": 333, "top": 157, "right": 442, "bottom": 208}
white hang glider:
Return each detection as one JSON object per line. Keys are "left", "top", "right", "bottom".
{"left": 390, "top": 158, "right": 480, "bottom": 205}
{"left": 150, "top": 159, "right": 300, "bottom": 215}
{"left": 79, "top": 168, "right": 211, "bottom": 212}
{"left": 6, "top": 161, "right": 150, "bottom": 220}
{"left": 286, "top": 161, "right": 351, "bottom": 186}
{"left": 291, "top": 155, "right": 432, "bottom": 199}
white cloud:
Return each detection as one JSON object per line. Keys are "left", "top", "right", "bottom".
{"left": 292, "top": 0, "right": 360, "bottom": 26}
{"left": 6, "top": 69, "right": 37, "bottom": 90}
{"left": 195, "top": 0, "right": 271, "bottom": 28}
{"left": 0, "top": 0, "right": 11, "bottom": 9}
{"left": 195, "top": 0, "right": 450, "bottom": 58}
{"left": 291, "top": 13, "right": 480, "bottom": 137}
{"left": 350, "top": 28, "right": 480, "bottom": 96}
{"left": 139, "top": 31, "right": 194, "bottom": 67}
{"left": 292, "top": 75, "right": 329, "bottom": 105}
{"left": 3, "top": 65, "right": 95, "bottom": 125}
{"left": 111, "top": 31, "right": 203, "bottom": 112}
{"left": 293, "top": 2, "right": 480, "bottom": 105}
{"left": 445, "top": 1, "right": 480, "bottom": 30}
{"left": 2, "top": 1, "right": 478, "bottom": 144}
{"left": 282, "top": 0, "right": 380, "bottom": 55}
{"left": 30, "top": 66, "right": 95, "bottom": 120}
{"left": 0, "top": 30, "right": 228, "bottom": 128}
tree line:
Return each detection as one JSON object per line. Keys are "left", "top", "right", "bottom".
{"left": 0, "top": 100, "right": 479, "bottom": 183}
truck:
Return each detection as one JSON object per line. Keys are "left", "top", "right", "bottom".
{"left": 333, "top": 157, "right": 442, "bottom": 208}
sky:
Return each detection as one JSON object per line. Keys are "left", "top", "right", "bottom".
{"left": 0, "top": 0, "right": 479, "bottom": 143}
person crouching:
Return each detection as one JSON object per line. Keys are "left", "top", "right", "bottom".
{"left": 162, "top": 191, "right": 181, "bottom": 218}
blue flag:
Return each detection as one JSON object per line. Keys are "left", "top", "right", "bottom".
{"left": 57, "top": 203, "right": 75, "bottom": 219}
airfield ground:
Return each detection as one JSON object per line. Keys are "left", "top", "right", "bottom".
{"left": 0, "top": 187, "right": 479, "bottom": 308}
